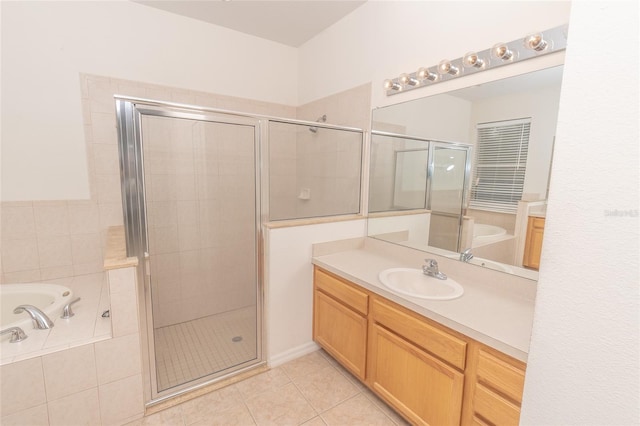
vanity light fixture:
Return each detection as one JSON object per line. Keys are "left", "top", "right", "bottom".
{"left": 463, "top": 52, "right": 485, "bottom": 69}
{"left": 383, "top": 24, "right": 568, "bottom": 96}
{"left": 491, "top": 42, "right": 514, "bottom": 61}
{"left": 438, "top": 59, "right": 459, "bottom": 76}
{"left": 524, "top": 32, "right": 549, "bottom": 52}
{"left": 384, "top": 79, "right": 401, "bottom": 91}
{"left": 399, "top": 73, "right": 419, "bottom": 86}
{"left": 417, "top": 67, "right": 438, "bottom": 82}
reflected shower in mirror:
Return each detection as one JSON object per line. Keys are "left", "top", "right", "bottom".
{"left": 368, "top": 65, "right": 564, "bottom": 280}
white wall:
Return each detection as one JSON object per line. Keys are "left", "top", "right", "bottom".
{"left": 298, "top": 1, "right": 571, "bottom": 107}
{"left": 521, "top": 2, "right": 639, "bottom": 424}
{"left": 265, "top": 220, "right": 366, "bottom": 365}
{"left": 1, "top": 1, "right": 297, "bottom": 201}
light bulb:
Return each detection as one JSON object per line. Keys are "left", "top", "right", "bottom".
{"left": 383, "top": 79, "right": 401, "bottom": 91}
{"left": 417, "top": 67, "right": 438, "bottom": 82}
{"left": 399, "top": 73, "right": 419, "bottom": 86}
{"left": 437, "top": 59, "right": 459, "bottom": 76}
{"left": 524, "top": 32, "right": 548, "bottom": 51}
{"left": 462, "top": 52, "right": 485, "bottom": 69}
{"left": 491, "top": 42, "right": 514, "bottom": 61}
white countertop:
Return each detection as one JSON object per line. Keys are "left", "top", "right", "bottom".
{"left": 312, "top": 238, "right": 537, "bottom": 362}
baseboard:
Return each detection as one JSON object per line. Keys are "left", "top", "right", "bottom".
{"left": 268, "top": 341, "right": 320, "bottom": 367}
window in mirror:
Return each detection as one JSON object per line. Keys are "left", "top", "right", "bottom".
{"left": 470, "top": 118, "right": 531, "bottom": 214}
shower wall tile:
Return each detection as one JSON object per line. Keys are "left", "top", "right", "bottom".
{"left": 92, "top": 143, "right": 120, "bottom": 176}
{"left": 2, "top": 237, "right": 40, "bottom": 273}
{"left": 34, "top": 203, "right": 70, "bottom": 237}
{"left": 40, "top": 266, "right": 76, "bottom": 281}
{"left": 1, "top": 203, "right": 36, "bottom": 240}
{"left": 37, "top": 236, "right": 73, "bottom": 269}
{"left": 67, "top": 202, "right": 101, "bottom": 235}
{"left": 0, "top": 404, "right": 49, "bottom": 426}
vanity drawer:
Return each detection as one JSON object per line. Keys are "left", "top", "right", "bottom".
{"left": 476, "top": 349, "right": 525, "bottom": 403}
{"left": 370, "top": 297, "right": 466, "bottom": 370}
{"left": 314, "top": 267, "right": 368, "bottom": 315}
{"left": 472, "top": 383, "right": 520, "bottom": 426}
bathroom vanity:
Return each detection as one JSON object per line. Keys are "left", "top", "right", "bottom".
{"left": 312, "top": 238, "right": 533, "bottom": 426}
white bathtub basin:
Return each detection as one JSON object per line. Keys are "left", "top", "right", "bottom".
{"left": 1, "top": 284, "right": 73, "bottom": 332}
{"left": 378, "top": 268, "right": 464, "bottom": 301}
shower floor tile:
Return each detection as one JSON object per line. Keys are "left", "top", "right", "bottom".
{"left": 154, "top": 306, "right": 257, "bottom": 392}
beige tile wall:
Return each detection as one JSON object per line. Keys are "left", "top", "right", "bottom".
{"left": 268, "top": 83, "right": 372, "bottom": 221}
{"left": 0, "top": 267, "right": 144, "bottom": 426}
{"left": 143, "top": 117, "right": 258, "bottom": 328}
{"left": 0, "top": 73, "right": 296, "bottom": 284}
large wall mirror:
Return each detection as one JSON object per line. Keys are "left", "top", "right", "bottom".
{"left": 368, "top": 65, "right": 564, "bottom": 280}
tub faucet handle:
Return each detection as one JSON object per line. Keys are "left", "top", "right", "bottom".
{"left": 60, "top": 297, "right": 81, "bottom": 319}
{"left": 1, "top": 326, "right": 28, "bottom": 343}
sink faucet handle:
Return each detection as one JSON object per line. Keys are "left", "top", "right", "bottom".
{"left": 60, "top": 297, "right": 81, "bottom": 319}
{"left": 424, "top": 259, "right": 438, "bottom": 267}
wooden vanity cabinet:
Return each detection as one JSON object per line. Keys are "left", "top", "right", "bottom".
{"left": 367, "top": 296, "right": 466, "bottom": 426}
{"left": 462, "top": 344, "right": 526, "bottom": 426}
{"left": 523, "top": 216, "right": 545, "bottom": 269}
{"left": 312, "top": 266, "right": 527, "bottom": 426}
{"left": 313, "top": 268, "right": 368, "bottom": 380}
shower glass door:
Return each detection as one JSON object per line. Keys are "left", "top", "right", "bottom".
{"left": 427, "top": 143, "right": 471, "bottom": 252}
{"left": 117, "top": 100, "right": 263, "bottom": 400}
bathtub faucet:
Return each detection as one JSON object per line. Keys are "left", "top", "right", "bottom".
{"left": 460, "top": 248, "right": 474, "bottom": 262}
{"left": 13, "top": 305, "right": 54, "bottom": 330}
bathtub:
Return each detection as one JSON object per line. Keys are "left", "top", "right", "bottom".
{"left": 0, "top": 283, "right": 74, "bottom": 332}
{"left": 471, "top": 224, "right": 511, "bottom": 248}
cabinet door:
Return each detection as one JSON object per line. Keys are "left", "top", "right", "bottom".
{"left": 313, "top": 290, "right": 367, "bottom": 380}
{"left": 523, "top": 217, "right": 545, "bottom": 269}
{"left": 368, "top": 324, "right": 464, "bottom": 426}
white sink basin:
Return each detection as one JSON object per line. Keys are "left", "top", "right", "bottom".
{"left": 378, "top": 268, "right": 464, "bottom": 301}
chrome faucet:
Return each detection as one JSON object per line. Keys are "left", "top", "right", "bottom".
{"left": 422, "top": 259, "right": 447, "bottom": 280}
{"left": 13, "top": 305, "right": 54, "bottom": 330}
{"left": 60, "top": 297, "right": 81, "bottom": 319}
{"left": 1, "top": 326, "right": 28, "bottom": 343}
{"left": 460, "top": 248, "right": 474, "bottom": 262}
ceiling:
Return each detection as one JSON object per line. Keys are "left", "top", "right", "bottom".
{"left": 133, "top": 0, "right": 367, "bottom": 47}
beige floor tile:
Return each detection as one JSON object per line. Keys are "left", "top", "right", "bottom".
{"left": 320, "top": 394, "right": 396, "bottom": 426}
{"left": 234, "top": 367, "right": 291, "bottom": 399}
{"left": 281, "top": 351, "right": 331, "bottom": 381}
{"left": 361, "top": 388, "right": 411, "bottom": 426}
{"left": 245, "top": 382, "right": 316, "bottom": 426}
{"left": 180, "top": 385, "right": 244, "bottom": 425}
{"left": 301, "top": 416, "right": 327, "bottom": 425}
{"left": 190, "top": 402, "right": 256, "bottom": 426}
{"left": 125, "top": 405, "right": 184, "bottom": 425}
{"left": 292, "top": 365, "right": 358, "bottom": 413}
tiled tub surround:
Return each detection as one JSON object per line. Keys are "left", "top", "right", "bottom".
{"left": 0, "top": 265, "right": 145, "bottom": 425}
{"left": 0, "top": 273, "right": 111, "bottom": 365}
{"left": 312, "top": 237, "right": 537, "bottom": 361}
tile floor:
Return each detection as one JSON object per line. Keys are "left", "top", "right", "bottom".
{"left": 154, "top": 307, "right": 257, "bottom": 391}
{"left": 127, "top": 350, "right": 410, "bottom": 426}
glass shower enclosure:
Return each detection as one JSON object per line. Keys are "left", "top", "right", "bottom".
{"left": 116, "top": 99, "right": 263, "bottom": 401}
